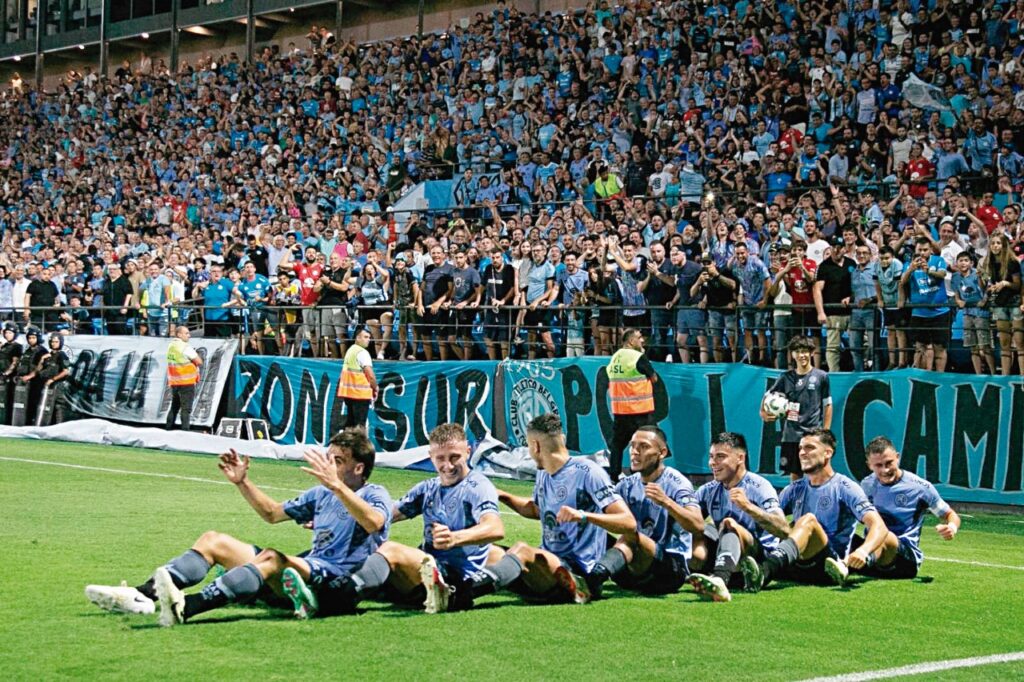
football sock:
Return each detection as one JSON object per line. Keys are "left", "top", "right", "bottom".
{"left": 349, "top": 553, "right": 391, "bottom": 597}
{"left": 183, "top": 563, "right": 263, "bottom": 620}
{"left": 761, "top": 538, "right": 799, "bottom": 586}
{"left": 712, "top": 530, "right": 741, "bottom": 583}
{"left": 472, "top": 554, "right": 523, "bottom": 597}
{"left": 138, "top": 549, "right": 211, "bottom": 599}
{"left": 593, "top": 547, "right": 628, "bottom": 582}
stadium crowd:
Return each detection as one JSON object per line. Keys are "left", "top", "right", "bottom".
{"left": 2, "top": 0, "right": 1024, "bottom": 373}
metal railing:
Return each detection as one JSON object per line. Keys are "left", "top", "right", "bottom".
{"left": 3, "top": 300, "right": 1017, "bottom": 373}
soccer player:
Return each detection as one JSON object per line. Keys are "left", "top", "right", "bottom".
{"left": 761, "top": 336, "right": 832, "bottom": 481}
{"left": 744, "top": 429, "right": 890, "bottom": 590}
{"left": 587, "top": 426, "right": 703, "bottom": 596}
{"left": 687, "top": 432, "right": 788, "bottom": 602}
{"left": 84, "top": 428, "right": 392, "bottom": 624}
{"left": 475, "top": 413, "right": 636, "bottom": 604}
{"left": 844, "top": 436, "right": 961, "bottom": 579}
{"left": 296, "top": 423, "right": 504, "bottom": 615}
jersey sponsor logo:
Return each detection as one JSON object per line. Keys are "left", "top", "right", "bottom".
{"left": 508, "top": 377, "right": 559, "bottom": 445}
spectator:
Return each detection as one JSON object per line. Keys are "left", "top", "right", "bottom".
{"left": 814, "top": 237, "right": 855, "bottom": 372}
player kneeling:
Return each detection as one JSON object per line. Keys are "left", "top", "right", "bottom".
{"left": 687, "top": 432, "right": 789, "bottom": 602}
{"left": 839, "top": 436, "right": 960, "bottom": 580}
{"left": 294, "top": 423, "right": 505, "bottom": 615}
{"left": 746, "top": 429, "right": 890, "bottom": 590}
{"left": 85, "top": 429, "right": 391, "bottom": 625}
{"left": 475, "top": 413, "right": 636, "bottom": 604}
{"left": 586, "top": 426, "right": 703, "bottom": 596}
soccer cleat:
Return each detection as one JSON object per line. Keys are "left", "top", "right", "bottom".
{"left": 553, "top": 566, "right": 592, "bottom": 605}
{"left": 739, "top": 556, "right": 764, "bottom": 593}
{"left": 688, "top": 573, "right": 732, "bottom": 602}
{"left": 85, "top": 582, "right": 156, "bottom": 615}
{"left": 420, "top": 555, "right": 452, "bottom": 614}
{"left": 154, "top": 567, "right": 185, "bottom": 627}
{"left": 825, "top": 557, "right": 849, "bottom": 586}
{"left": 281, "top": 567, "right": 319, "bottom": 620}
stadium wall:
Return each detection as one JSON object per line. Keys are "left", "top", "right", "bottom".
{"left": 227, "top": 356, "right": 1024, "bottom": 507}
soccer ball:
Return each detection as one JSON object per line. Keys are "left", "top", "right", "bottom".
{"left": 762, "top": 391, "right": 789, "bottom": 417}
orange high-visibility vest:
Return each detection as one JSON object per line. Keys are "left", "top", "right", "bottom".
{"left": 339, "top": 344, "right": 373, "bottom": 400}
{"left": 166, "top": 338, "right": 199, "bottom": 387}
{"left": 607, "top": 348, "right": 654, "bottom": 415}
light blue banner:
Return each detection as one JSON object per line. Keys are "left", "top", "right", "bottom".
{"left": 228, "top": 355, "right": 1023, "bottom": 505}
{"left": 501, "top": 359, "right": 1024, "bottom": 506}
{"left": 229, "top": 357, "right": 497, "bottom": 454}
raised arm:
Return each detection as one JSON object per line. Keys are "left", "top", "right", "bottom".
{"left": 218, "top": 449, "right": 289, "bottom": 523}
{"left": 299, "top": 449, "right": 386, "bottom": 533}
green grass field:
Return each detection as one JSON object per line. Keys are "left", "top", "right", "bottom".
{"left": 1, "top": 438, "right": 1023, "bottom": 681}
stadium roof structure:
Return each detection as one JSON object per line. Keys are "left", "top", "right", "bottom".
{"left": 0, "top": 0, "right": 387, "bottom": 86}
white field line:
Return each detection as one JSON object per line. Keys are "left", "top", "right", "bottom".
{"left": 796, "top": 651, "right": 1024, "bottom": 682}
{"left": 927, "top": 556, "right": 1024, "bottom": 571}
{"left": 0, "top": 455, "right": 520, "bottom": 515}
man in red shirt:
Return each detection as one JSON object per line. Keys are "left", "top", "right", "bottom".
{"left": 778, "top": 120, "right": 804, "bottom": 157}
{"left": 783, "top": 239, "right": 819, "bottom": 364}
{"left": 975, "top": 192, "right": 1002, "bottom": 234}
{"left": 286, "top": 246, "right": 324, "bottom": 357}
{"left": 904, "top": 143, "right": 934, "bottom": 199}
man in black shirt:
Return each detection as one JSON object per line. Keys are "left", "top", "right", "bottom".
{"left": 813, "top": 236, "right": 855, "bottom": 372}
{"left": 416, "top": 244, "right": 454, "bottom": 361}
{"left": 246, "top": 234, "right": 270, "bottom": 277}
{"left": 101, "top": 263, "right": 135, "bottom": 335}
{"left": 640, "top": 241, "right": 679, "bottom": 362}
{"left": 315, "top": 252, "right": 351, "bottom": 359}
{"left": 24, "top": 267, "right": 61, "bottom": 332}
{"left": 696, "top": 257, "right": 738, "bottom": 363}
{"left": 670, "top": 247, "right": 708, "bottom": 364}
{"left": 482, "top": 246, "right": 516, "bottom": 360}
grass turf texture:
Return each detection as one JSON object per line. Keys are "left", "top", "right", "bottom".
{"left": 1, "top": 438, "right": 1022, "bottom": 681}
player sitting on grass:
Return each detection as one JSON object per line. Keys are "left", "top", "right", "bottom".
{"left": 472, "top": 413, "right": 636, "bottom": 604}
{"left": 839, "top": 435, "right": 960, "bottom": 580}
{"left": 586, "top": 426, "right": 703, "bottom": 596}
{"left": 85, "top": 428, "right": 392, "bottom": 625}
{"left": 687, "top": 432, "right": 789, "bottom": 602}
{"left": 286, "top": 423, "right": 505, "bottom": 616}
{"left": 743, "top": 429, "right": 890, "bottom": 590}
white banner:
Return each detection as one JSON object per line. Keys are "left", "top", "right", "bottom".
{"left": 62, "top": 336, "right": 236, "bottom": 427}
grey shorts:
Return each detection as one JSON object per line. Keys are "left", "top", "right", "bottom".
{"left": 675, "top": 308, "right": 707, "bottom": 337}
{"left": 740, "top": 308, "right": 770, "bottom": 332}
{"left": 991, "top": 306, "right": 1024, "bottom": 323}
{"left": 299, "top": 308, "right": 320, "bottom": 338}
{"left": 319, "top": 307, "right": 348, "bottom": 338}
{"left": 962, "top": 314, "right": 992, "bottom": 348}
{"left": 708, "top": 310, "right": 738, "bottom": 338}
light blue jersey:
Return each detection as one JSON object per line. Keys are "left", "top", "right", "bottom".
{"left": 615, "top": 467, "right": 699, "bottom": 560}
{"left": 861, "top": 471, "right": 951, "bottom": 566}
{"left": 697, "top": 472, "right": 782, "bottom": 552}
{"left": 535, "top": 458, "right": 622, "bottom": 573}
{"left": 780, "top": 474, "right": 875, "bottom": 558}
{"left": 283, "top": 484, "right": 393, "bottom": 576}
{"left": 396, "top": 470, "right": 500, "bottom": 579}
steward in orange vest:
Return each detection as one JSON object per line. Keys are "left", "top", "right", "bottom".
{"left": 606, "top": 329, "right": 657, "bottom": 480}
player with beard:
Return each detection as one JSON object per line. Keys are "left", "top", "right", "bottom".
{"left": 743, "top": 429, "right": 890, "bottom": 590}
{"left": 587, "top": 426, "right": 703, "bottom": 596}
